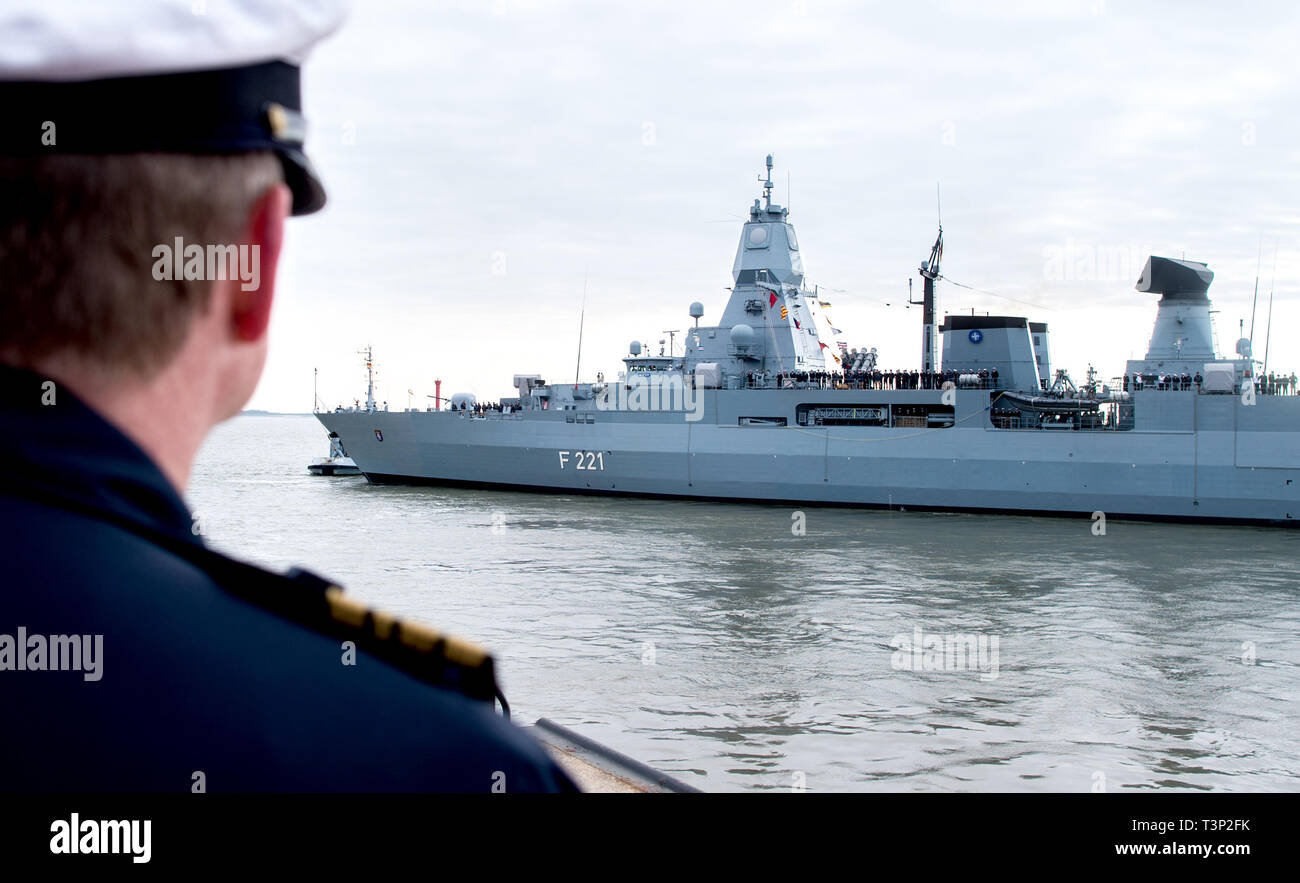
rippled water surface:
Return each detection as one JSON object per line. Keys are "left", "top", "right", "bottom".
{"left": 189, "top": 415, "right": 1300, "bottom": 792}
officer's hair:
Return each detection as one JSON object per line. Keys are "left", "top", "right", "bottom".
{"left": 0, "top": 152, "right": 283, "bottom": 377}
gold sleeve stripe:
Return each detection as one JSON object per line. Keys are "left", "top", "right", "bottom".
{"left": 442, "top": 636, "right": 490, "bottom": 668}
{"left": 324, "top": 587, "right": 490, "bottom": 669}
{"left": 324, "top": 586, "right": 367, "bottom": 627}
{"left": 370, "top": 609, "right": 397, "bottom": 641}
{"left": 397, "top": 621, "right": 439, "bottom": 653}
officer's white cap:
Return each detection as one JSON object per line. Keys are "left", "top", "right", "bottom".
{"left": 0, "top": 0, "right": 347, "bottom": 214}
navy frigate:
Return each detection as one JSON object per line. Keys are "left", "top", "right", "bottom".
{"left": 317, "top": 157, "right": 1299, "bottom": 526}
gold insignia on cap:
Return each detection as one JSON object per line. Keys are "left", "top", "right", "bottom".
{"left": 266, "top": 102, "right": 289, "bottom": 137}
{"left": 264, "top": 101, "right": 306, "bottom": 143}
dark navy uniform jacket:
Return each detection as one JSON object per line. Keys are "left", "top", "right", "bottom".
{"left": 0, "top": 365, "right": 576, "bottom": 792}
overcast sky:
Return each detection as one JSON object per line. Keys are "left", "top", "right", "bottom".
{"left": 258, "top": 0, "right": 1300, "bottom": 411}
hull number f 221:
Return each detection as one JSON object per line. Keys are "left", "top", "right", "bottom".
{"left": 558, "top": 450, "right": 605, "bottom": 471}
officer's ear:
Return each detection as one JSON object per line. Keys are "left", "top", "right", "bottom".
{"left": 230, "top": 181, "right": 292, "bottom": 343}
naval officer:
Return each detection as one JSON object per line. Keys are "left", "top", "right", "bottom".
{"left": 0, "top": 0, "right": 576, "bottom": 792}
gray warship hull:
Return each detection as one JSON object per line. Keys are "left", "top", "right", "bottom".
{"left": 317, "top": 387, "right": 1299, "bottom": 525}
{"left": 316, "top": 158, "right": 1298, "bottom": 526}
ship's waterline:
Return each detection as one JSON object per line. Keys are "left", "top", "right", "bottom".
{"left": 321, "top": 385, "right": 1299, "bottom": 525}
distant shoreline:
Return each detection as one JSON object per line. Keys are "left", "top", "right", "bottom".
{"left": 238, "top": 410, "right": 313, "bottom": 417}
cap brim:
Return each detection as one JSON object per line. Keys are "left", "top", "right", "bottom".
{"left": 277, "top": 146, "right": 327, "bottom": 216}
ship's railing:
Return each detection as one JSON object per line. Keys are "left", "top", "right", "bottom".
{"left": 1120, "top": 376, "right": 1297, "bottom": 395}
{"left": 1250, "top": 375, "right": 1298, "bottom": 395}
{"left": 464, "top": 409, "right": 523, "bottom": 419}
{"left": 835, "top": 378, "right": 1009, "bottom": 391}
{"left": 741, "top": 375, "right": 838, "bottom": 390}
{"left": 1123, "top": 379, "right": 1199, "bottom": 392}
{"left": 990, "top": 414, "right": 1131, "bottom": 431}
{"left": 739, "top": 374, "right": 1012, "bottom": 392}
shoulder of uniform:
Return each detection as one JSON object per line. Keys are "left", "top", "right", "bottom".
{"left": 320, "top": 581, "right": 498, "bottom": 701}
{"left": 219, "top": 562, "right": 500, "bottom": 704}
{"left": 0, "top": 472, "right": 501, "bottom": 701}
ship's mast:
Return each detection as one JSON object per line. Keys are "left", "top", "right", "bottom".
{"left": 574, "top": 270, "right": 587, "bottom": 388}
{"left": 1249, "top": 236, "right": 1261, "bottom": 359}
{"left": 912, "top": 215, "right": 943, "bottom": 373}
{"left": 359, "top": 345, "right": 376, "bottom": 411}
{"left": 1262, "top": 244, "right": 1277, "bottom": 376}
{"left": 759, "top": 154, "right": 774, "bottom": 211}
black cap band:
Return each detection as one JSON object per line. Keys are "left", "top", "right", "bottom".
{"left": 0, "top": 60, "right": 325, "bottom": 215}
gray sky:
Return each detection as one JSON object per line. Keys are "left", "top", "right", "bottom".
{"left": 259, "top": 0, "right": 1300, "bottom": 411}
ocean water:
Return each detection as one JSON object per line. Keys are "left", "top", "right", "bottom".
{"left": 189, "top": 414, "right": 1300, "bottom": 792}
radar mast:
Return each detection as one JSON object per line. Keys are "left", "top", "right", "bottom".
{"left": 758, "top": 154, "right": 774, "bottom": 211}
{"left": 911, "top": 192, "right": 943, "bottom": 372}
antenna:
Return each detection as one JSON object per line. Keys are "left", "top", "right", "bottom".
{"left": 758, "top": 154, "right": 774, "bottom": 209}
{"left": 1249, "top": 235, "right": 1262, "bottom": 354}
{"left": 574, "top": 269, "right": 588, "bottom": 388}
{"left": 662, "top": 330, "right": 680, "bottom": 357}
{"left": 357, "top": 345, "right": 375, "bottom": 411}
{"left": 1263, "top": 243, "right": 1278, "bottom": 375}
{"left": 936, "top": 182, "right": 942, "bottom": 227}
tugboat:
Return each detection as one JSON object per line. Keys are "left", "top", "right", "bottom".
{"left": 307, "top": 364, "right": 364, "bottom": 476}
{"left": 316, "top": 157, "right": 1299, "bottom": 525}
{"left": 307, "top": 431, "right": 361, "bottom": 476}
